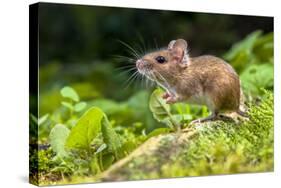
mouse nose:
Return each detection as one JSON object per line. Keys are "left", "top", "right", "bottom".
{"left": 136, "top": 59, "right": 144, "bottom": 69}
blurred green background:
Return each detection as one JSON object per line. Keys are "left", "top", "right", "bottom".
{"left": 36, "top": 3, "right": 273, "bottom": 134}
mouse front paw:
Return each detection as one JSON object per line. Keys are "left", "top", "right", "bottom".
{"left": 162, "top": 92, "right": 170, "bottom": 99}
{"left": 165, "top": 96, "right": 178, "bottom": 104}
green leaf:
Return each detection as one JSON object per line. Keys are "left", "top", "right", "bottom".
{"left": 49, "top": 124, "right": 70, "bottom": 157}
{"left": 61, "top": 101, "right": 73, "bottom": 110}
{"left": 60, "top": 86, "right": 80, "bottom": 102}
{"left": 224, "top": 30, "right": 262, "bottom": 60}
{"left": 149, "top": 89, "right": 180, "bottom": 130}
{"left": 65, "top": 107, "right": 104, "bottom": 150}
{"left": 240, "top": 63, "right": 274, "bottom": 96}
{"left": 149, "top": 88, "right": 171, "bottom": 121}
{"left": 172, "top": 114, "right": 193, "bottom": 122}
{"left": 253, "top": 32, "right": 273, "bottom": 62}
{"left": 101, "top": 116, "right": 122, "bottom": 158}
{"left": 38, "top": 114, "right": 49, "bottom": 126}
{"left": 223, "top": 30, "right": 263, "bottom": 72}
{"left": 74, "top": 102, "right": 87, "bottom": 112}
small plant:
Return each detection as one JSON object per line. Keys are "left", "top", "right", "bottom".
{"left": 47, "top": 106, "right": 126, "bottom": 179}
{"left": 149, "top": 88, "right": 208, "bottom": 131}
{"left": 60, "top": 86, "right": 87, "bottom": 116}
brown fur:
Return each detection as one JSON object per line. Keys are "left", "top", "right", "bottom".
{"left": 187, "top": 55, "right": 240, "bottom": 112}
{"left": 137, "top": 40, "right": 242, "bottom": 116}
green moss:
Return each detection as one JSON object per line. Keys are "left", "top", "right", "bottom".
{"left": 166, "top": 92, "right": 273, "bottom": 177}
{"left": 105, "top": 92, "right": 273, "bottom": 180}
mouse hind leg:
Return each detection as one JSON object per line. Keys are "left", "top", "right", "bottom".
{"left": 189, "top": 111, "right": 219, "bottom": 125}
{"left": 189, "top": 111, "right": 238, "bottom": 125}
{"left": 236, "top": 109, "right": 249, "bottom": 118}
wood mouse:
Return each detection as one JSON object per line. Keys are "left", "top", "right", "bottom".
{"left": 136, "top": 39, "right": 247, "bottom": 124}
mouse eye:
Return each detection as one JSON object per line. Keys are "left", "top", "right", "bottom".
{"left": 155, "top": 56, "right": 166, "bottom": 64}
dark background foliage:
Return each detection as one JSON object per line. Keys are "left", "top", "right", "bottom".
{"left": 39, "top": 3, "right": 273, "bottom": 64}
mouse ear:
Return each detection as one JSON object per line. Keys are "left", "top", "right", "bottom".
{"left": 168, "top": 39, "right": 188, "bottom": 66}
{"left": 168, "top": 40, "right": 176, "bottom": 50}
{"left": 173, "top": 39, "right": 188, "bottom": 50}
{"left": 168, "top": 39, "right": 187, "bottom": 50}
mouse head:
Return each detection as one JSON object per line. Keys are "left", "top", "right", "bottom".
{"left": 136, "top": 39, "right": 189, "bottom": 82}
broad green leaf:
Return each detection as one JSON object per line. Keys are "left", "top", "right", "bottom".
{"left": 65, "top": 107, "right": 104, "bottom": 150}
{"left": 241, "top": 63, "right": 273, "bottom": 96}
{"left": 74, "top": 102, "right": 87, "bottom": 112}
{"left": 49, "top": 124, "right": 70, "bottom": 157}
{"left": 224, "top": 30, "right": 262, "bottom": 61}
{"left": 60, "top": 86, "right": 80, "bottom": 102}
{"left": 61, "top": 101, "right": 73, "bottom": 110}
{"left": 38, "top": 114, "right": 49, "bottom": 126}
{"left": 254, "top": 32, "right": 273, "bottom": 48}
{"left": 223, "top": 30, "right": 263, "bottom": 72}
{"left": 127, "top": 91, "right": 156, "bottom": 131}
{"left": 149, "top": 89, "right": 181, "bottom": 130}
{"left": 253, "top": 32, "right": 273, "bottom": 62}
{"left": 149, "top": 88, "right": 171, "bottom": 121}
{"left": 101, "top": 116, "right": 122, "bottom": 157}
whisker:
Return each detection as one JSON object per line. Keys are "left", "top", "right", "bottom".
{"left": 136, "top": 33, "right": 147, "bottom": 55}
{"left": 154, "top": 38, "right": 159, "bottom": 51}
{"left": 126, "top": 50, "right": 140, "bottom": 59}
{"left": 145, "top": 75, "right": 148, "bottom": 89}
{"left": 117, "top": 40, "right": 140, "bottom": 59}
{"left": 143, "top": 70, "right": 155, "bottom": 89}
{"left": 116, "top": 67, "right": 137, "bottom": 77}
{"left": 141, "top": 74, "right": 146, "bottom": 89}
{"left": 135, "top": 43, "right": 145, "bottom": 56}
{"left": 111, "top": 55, "right": 136, "bottom": 63}
{"left": 123, "top": 71, "right": 138, "bottom": 88}
{"left": 124, "top": 71, "right": 139, "bottom": 89}
{"left": 140, "top": 74, "right": 144, "bottom": 88}
{"left": 114, "top": 65, "right": 136, "bottom": 71}
{"left": 134, "top": 73, "right": 143, "bottom": 90}
{"left": 154, "top": 70, "right": 171, "bottom": 90}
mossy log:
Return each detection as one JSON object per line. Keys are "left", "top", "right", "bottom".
{"left": 99, "top": 127, "right": 198, "bottom": 181}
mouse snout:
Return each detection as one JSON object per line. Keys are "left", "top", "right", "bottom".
{"left": 136, "top": 59, "right": 151, "bottom": 71}
{"left": 136, "top": 59, "right": 144, "bottom": 69}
